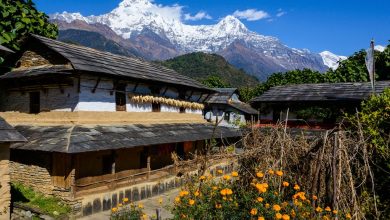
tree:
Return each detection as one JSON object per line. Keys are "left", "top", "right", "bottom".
{"left": 201, "top": 75, "right": 231, "bottom": 88}
{"left": 0, "top": 0, "right": 58, "bottom": 63}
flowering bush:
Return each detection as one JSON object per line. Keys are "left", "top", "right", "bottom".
{"left": 171, "top": 169, "right": 352, "bottom": 220}
{"left": 110, "top": 198, "right": 147, "bottom": 220}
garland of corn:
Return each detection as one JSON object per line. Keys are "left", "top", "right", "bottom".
{"left": 129, "top": 94, "right": 204, "bottom": 110}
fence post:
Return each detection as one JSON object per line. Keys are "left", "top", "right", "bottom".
{"left": 147, "top": 156, "right": 151, "bottom": 180}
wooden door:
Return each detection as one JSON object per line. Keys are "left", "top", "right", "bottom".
{"left": 52, "top": 153, "right": 72, "bottom": 189}
{"left": 29, "top": 92, "right": 40, "bottom": 114}
{"left": 115, "top": 84, "right": 126, "bottom": 111}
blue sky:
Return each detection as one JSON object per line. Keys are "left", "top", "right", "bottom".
{"left": 34, "top": 0, "right": 390, "bottom": 56}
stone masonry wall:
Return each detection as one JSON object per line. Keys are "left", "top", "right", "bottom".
{"left": 0, "top": 143, "right": 11, "bottom": 220}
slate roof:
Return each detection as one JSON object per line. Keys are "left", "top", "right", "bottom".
{"left": 251, "top": 81, "right": 390, "bottom": 103}
{"left": 0, "top": 117, "right": 27, "bottom": 143}
{"left": 0, "top": 35, "right": 212, "bottom": 92}
{"left": 0, "top": 65, "right": 72, "bottom": 79}
{"left": 11, "top": 123, "right": 240, "bottom": 153}
{"left": 0, "top": 45, "right": 14, "bottom": 53}
{"left": 229, "top": 102, "right": 258, "bottom": 115}
{"left": 206, "top": 88, "right": 237, "bottom": 104}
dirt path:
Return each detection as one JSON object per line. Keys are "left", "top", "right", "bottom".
{"left": 78, "top": 188, "right": 179, "bottom": 220}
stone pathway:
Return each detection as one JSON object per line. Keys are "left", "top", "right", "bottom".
{"left": 78, "top": 188, "right": 179, "bottom": 220}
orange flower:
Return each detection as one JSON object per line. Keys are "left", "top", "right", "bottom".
{"left": 158, "top": 197, "right": 163, "bottom": 204}
{"left": 322, "top": 215, "right": 330, "bottom": 220}
{"left": 316, "top": 207, "right": 323, "bottom": 213}
{"left": 273, "top": 204, "right": 281, "bottom": 212}
{"left": 268, "top": 169, "right": 275, "bottom": 175}
{"left": 258, "top": 217, "right": 265, "bottom": 220}
{"left": 256, "top": 172, "right": 264, "bottom": 178}
{"left": 212, "top": 186, "right": 218, "bottom": 190}
{"left": 231, "top": 171, "right": 239, "bottom": 177}
{"left": 265, "top": 203, "right": 270, "bottom": 208}
{"left": 333, "top": 210, "right": 338, "bottom": 214}
{"left": 282, "top": 214, "right": 290, "bottom": 220}
{"left": 179, "top": 190, "right": 189, "bottom": 197}
{"left": 254, "top": 183, "right": 268, "bottom": 193}
{"left": 256, "top": 197, "right": 263, "bottom": 202}
{"left": 175, "top": 197, "right": 180, "bottom": 203}
{"left": 199, "top": 175, "right": 206, "bottom": 181}
{"left": 223, "top": 175, "right": 231, "bottom": 181}
{"left": 188, "top": 199, "right": 195, "bottom": 206}
{"left": 282, "top": 181, "right": 289, "bottom": 187}
{"left": 111, "top": 207, "right": 118, "bottom": 212}
{"left": 123, "top": 197, "right": 129, "bottom": 203}
{"left": 217, "top": 169, "right": 223, "bottom": 174}
{"left": 250, "top": 208, "right": 258, "bottom": 216}
{"left": 275, "top": 170, "right": 283, "bottom": 176}
{"left": 312, "top": 195, "right": 318, "bottom": 200}
{"left": 346, "top": 213, "right": 351, "bottom": 219}
{"left": 291, "top": 210, "right": 296, "bottom": 218}
{"left": 138, "top": 203, "right": 143, "bottom": 209}
{"left": 220, "top": 188, "right": 233, "bottom": 196}
{"left": 194, "top": 190, "right": 200, "bottom": 197}
{"left": 215, "top": 203, "right": 222, "bottom": 209}
{"left": 325, "top": 206, "right": 331, "bottom": 212}
{"left": 118, "top": 203, "right": 123, "bottom": 207}
{"left": 275, "top": 213, "right": 282, "bottom": 219}
{"left": 293, "top": 184, "right": 300, "bottom": 191}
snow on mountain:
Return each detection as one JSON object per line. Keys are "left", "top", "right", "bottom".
{"left": 319, "top": 51, "right": 347, "bottom": 70}
{"left": 374, "top": 45, "right": 386, "bottom": 52}
{"left": 51, "top": 0, "right": 330, "bottom": 79}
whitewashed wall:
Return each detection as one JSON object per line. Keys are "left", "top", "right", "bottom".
{"left": 204, "top": 106, "right": 246, "bottom": 127}
{"left": 75, "top": 78, "right": 116, "bottom": 112}
{"left": 185, "top": 108, "right": 202, "bottom": 114}
{"left": 126, "top": 101, "right": 152, "bottom": 112}
{"left": 161, "top": 104, "right": 180, "bottom": 113}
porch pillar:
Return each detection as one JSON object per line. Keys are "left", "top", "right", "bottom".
{"left": 147, "top": 156, "right": 151, "bottom": 180}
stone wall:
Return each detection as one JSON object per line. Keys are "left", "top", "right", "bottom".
{"left": 9, "top": 150, "right": 54, "bottom": 195}
{"left": 0, "top": 143, "right": 11, "bottom": 220}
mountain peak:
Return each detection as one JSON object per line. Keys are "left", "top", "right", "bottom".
{"left": 319, "top": 51, "right": 347, "bottom": 70}
{"left": 216, "top": 15, "right": 248, "bottom": 34}
{"left": 118, "top": 0, "right": 152, "bottom": 8}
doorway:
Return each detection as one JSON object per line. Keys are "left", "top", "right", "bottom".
{"left": 115, "top": 84, "right": 126, "bottom": 111}
{"left": 29, "top": 92, "right": 40, "bottom": 114}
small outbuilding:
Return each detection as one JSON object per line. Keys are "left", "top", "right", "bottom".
{"left": 204, "top": 88, "right": 258, "bottom": 127}
{"left": 0, "top": 117, "right": 26, "bottom": 220}
{"left": 251, "top": 81, "right": 390, "bottom": 128}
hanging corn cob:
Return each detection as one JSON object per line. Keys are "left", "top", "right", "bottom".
{"left": 129, "top": 94, "right": 204, "bottom": 110}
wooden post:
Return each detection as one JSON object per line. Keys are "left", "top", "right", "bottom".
{"left": 156, "top": 208, "right": 162, "bottom": 220}
{"left": 332, "top": 132, "right": 339, "bottom": 212}
{"left": 147, "top": 156, "right": 151, "bottom": 180}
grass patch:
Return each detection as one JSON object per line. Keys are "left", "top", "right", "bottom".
{"left": 11, "top": 182, "right": 71, "bottom": 217}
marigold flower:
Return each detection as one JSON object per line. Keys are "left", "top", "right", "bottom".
{"left": 212, "top": 186, "right": 218, "bottom": 190}
{"left": 123, "top": 197, "right": 129, "bottom": 202}
{"left": 142, "top": 214, "right": 147, "bottom": 220}
{"left": 282, "top": 214, "right": 290, "bottom": 220}
{"left": 194, "top": 190, "right": 200, "bottom": 197}
{"left": 268, "top": 169, "right": 275, "bottom": 175}
{"left": 282, "top": 202, "right": 288, "bottom": 207}
{"left": 275, "top": 170, "right": 283, "bottom": 176}
{"left": 256, "top": 172, "right": 264, "bottom": 178}
{"left": 179, "top": 190, "right": 189, "bottom": 197}
{"left": 199, "top": 175, "right": 206, "bottom": 181}
{"left": 215, "top": 203, "right": 222, "bottom": 209}
{"left": 222, "top": 196, "right": 227, "bottom": 200}
{"left": 111, "top": 207, "right": 118, "bottom": 212}
{"left": 275, "top": 213, "right": 282, "bottom": 219}
{"left": 312, "top": 195, "right": 318, "bottom": 200}
{"left": 118, "top": 203, "right": 123, "bottom": 207}
{"left": 217, "top": 169, "right": 223, "bottom": 174}
{"left": 138, "top": 203, "right": 144, "bottom": 208}
{"left": 273, "top": 204, "right": 281, "bottom": 212}
{"left": 220, "top": 188, "right": 233, "bottom": 196}
{"left": 223, "top": 175, "right": 231, "bottom": 180}
{"left": 175, "top": 197, "right": 180, "bottom": 203}
{"left": 258, "top": 217, "right": 265, "bottom": 220}
{"left": 325, "top": 206, "right": 331, "bottom": 212}
{"left": 293, "top": 184, "right": 300, "bottom": 191}
{"left": 255, "top": 183, "right": 268, "bottom": 193}
{"left": 316, "top": 206, "right": 323, "bottom": 213}
{"left": 231, "top": 171, "right": 239, "bottom": 177}
{"left": 322, "top": 215, "right": 330, "bottom": 220}
{"left": 250, "top": 208, "right": 258, "bottom": 216}
{"left": 332, "top": 210, "right": 338, "bottom": 214}
{"left": 188, "top": 199, "right": 195, "bottom": 206}
{"left": 158, "top": 197, "right": 163, "bottom": 204}
{"left": 265, "top": 203, "right": 270, "bottom": 208}
{"left": 256, "top": 197, "right": 263, "bottom": 202}
{"left": 291, "top": 210, "right": 296, "bottom": 217}
{"left": 282, "top": 181, "right": 289, "bottom": 187}
{"left": 346, "top": 213, "right": 351, "bottom": 219}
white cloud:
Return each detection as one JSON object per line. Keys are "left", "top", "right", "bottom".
{"left": 184, "top": 11, "right": 212, "bottom": 21}
{"left": 232, "top": 9, "right": 269, "bottom": 21}
{"left": 276, "top": 8, "right": 286, "bottom": 17}
{"left": 148, "top": 3, "right": 184, "bottom": 22}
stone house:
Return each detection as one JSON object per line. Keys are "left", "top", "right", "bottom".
{"left": 204, "top": 88, "right": 258, "bottom": 127}
{"left": 0, "top": 35, "right": 239, "bottom": 217}
{"left": 250, "top": 82, "right": 390, "bottom": 128}
{"left": 0, "top": 117, "right": 26, "bottom": 220}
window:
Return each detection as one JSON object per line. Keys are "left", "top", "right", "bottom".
{"left": 224, "top": 112, "right": 230, "bottom": 121}
{"left": 29, "top": 92, "right": 40, "bottom": 114}
{"left": 152, "top": 103, "right": 161, "bottom": 112}
{"left": 102, "top": 154, "right": 114, "bottom": 174}
{"left": 115, "top": 84, "right": 126, "bottom": 111}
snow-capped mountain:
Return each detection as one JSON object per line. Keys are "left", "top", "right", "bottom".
{"left": 319, "top": 51, "right": 347, "bottom": 70}
{"left": 374, "top": 45, "right": 386, "bottom": 52}
{"left": 51, "top": 0, "right": 332, "bottom": 80}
